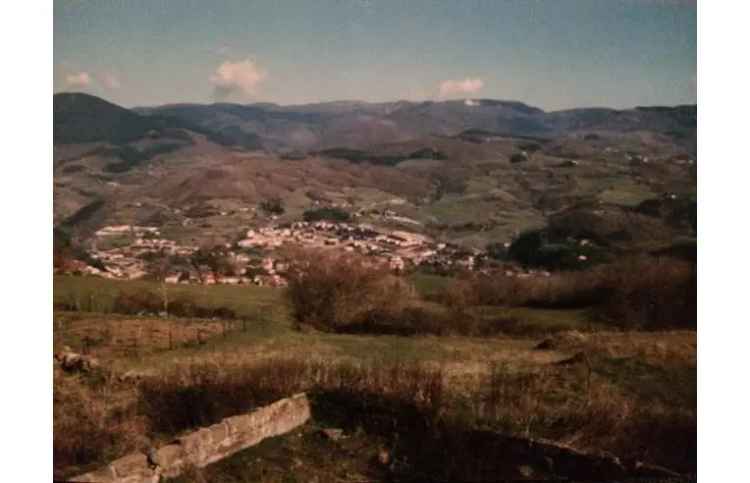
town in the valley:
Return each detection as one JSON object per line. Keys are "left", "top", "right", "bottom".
{"left": 58, "top": 218, "right": 501, "bottom": 287}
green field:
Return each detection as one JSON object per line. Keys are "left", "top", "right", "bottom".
{"left": 53, "top": 273, "right": 611, "bottom": 382}
{"left": 54, "top": 275, "right": 287, "bottom": 321}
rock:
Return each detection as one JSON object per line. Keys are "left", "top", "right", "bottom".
{"left": 109, "top": 452, "right": 155, "bottom": 480}
{"left": 84, "top": 357, "right": 101, "bottom": 371}
{"left": 147, "top": 446, "right": 161, "bottom": 468}
{"left": 320, "top": 428, "right": 344, "bottom": 441}
{"left": 69, "top": 465, "right": 116, "bottom": 482}
{"left": 54, "top": 348, "right": 69, "bottom": 362}
{"left": 57, "top": 350, "right": 101, "bottom": 373}
{"left": 155, "top": 443, "right": 185, "bottom": 473}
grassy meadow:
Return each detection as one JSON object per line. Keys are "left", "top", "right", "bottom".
{"left": 53, "top": 269, "right": 696, "bottom": 481}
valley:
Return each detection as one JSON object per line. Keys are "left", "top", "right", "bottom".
{"left": 53, "top": 92, "right": 697, "bottom": 482}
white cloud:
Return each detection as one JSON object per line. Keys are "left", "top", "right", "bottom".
{"left": 210, "top": 58, "right": 267, "bottom": 100}
{"left": 101, "top": 73, "right": 121, "bottom": 89}
{"left": 66, "top": 72, "right": 92, "bottom": 88}
{"left": 438, "top": 77, "right": 484, "bottom": 99}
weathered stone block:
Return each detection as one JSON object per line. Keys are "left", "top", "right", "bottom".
{"left": 225, "top": 413, "right": 254, "bottom": 436}
{"left": 156, "top": 443, "right": 186, "bottom": 477}
{"left": 110, "top": 453, "right": 149, "bottom": 477}
{"left": 177, "top": 428, "right": 212, "bottom": 466}
{"left": 71, "top": 392, "right": 312, "bottom": 483}
{"left": 70, "top": 465, "right": 116, "bottom": 482}
{"left": 205, "top": 420, "right": 229, "bottom": 446}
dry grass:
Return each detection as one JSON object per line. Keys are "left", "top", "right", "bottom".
{"left": 54, "top": 314, "right": 231, "bottom": 361}
{"left": 54, "top": 334, "right": 696, "bottom": 478}
{"left": 53, "top": 368, "right": 146, "bottom": 479}
{"left": 138, "top": 359, "right": 444, "bottom": 436}
{"left": 476, "top": 362, "right": 696, "bottom": 473}
{"left": 53, "top": 261, "right": 696, "bottom": 478}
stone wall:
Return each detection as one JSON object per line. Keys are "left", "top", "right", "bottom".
{"left": 71, "top": 393, "right": 311, "bottom": 483}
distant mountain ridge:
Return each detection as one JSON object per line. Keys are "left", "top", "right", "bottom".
{"left": 55, "top": 92, "right": 696, "bottom": 153}
{"left": 54, "top": 92, "right": 164, "bottom": 145}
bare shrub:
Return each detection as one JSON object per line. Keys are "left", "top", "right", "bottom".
{"left": 595, "top": 256, "right": 696, "bottom": 329}
{"left": 110, "top": 290, "right": 236, "bottom": 319}
{"left": 112, "top": 290, "right": 163, "bottom": 315}
{"left": 168, "top": 296, "right": 237, "bottom": 319}
{"left": 343, "top": 306, "right": 450, "bottom": 336}
{"left": 442, "top": 270, "right": 607, "bottom": 309}
{"left": 285, "top": 249, "right": 409, "bottom": 331}
{"left": 438, "top": 255, "right": 696, "bottom": 330}
{"left": 285, "top": 250, "right": 513, "bottom": 336}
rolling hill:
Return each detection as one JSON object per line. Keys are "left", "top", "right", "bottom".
{"left": 135, "top": 97, "right": 696, "bottom": 153}
{"left": 53, "top": 93, "right": 697, "bottom": 253}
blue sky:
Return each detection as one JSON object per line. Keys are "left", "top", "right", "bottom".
{"left": 54, "top": 0, "right": 696, "bottom": 110}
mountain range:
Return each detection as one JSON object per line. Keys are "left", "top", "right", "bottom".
{"left": 53, "top": 92, "right": 697, "bottom": 253}
{"left": 57, "top": 92, "right": 696, "bottom": 153}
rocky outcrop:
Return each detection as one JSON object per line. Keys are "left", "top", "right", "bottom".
{"left": 71, "top": 393, "right": 311, "bottom": 483}
{"left": 55, "top": 347, "right": 101, "bottom": 373}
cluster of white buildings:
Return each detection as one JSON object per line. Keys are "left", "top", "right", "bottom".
{"left": 236, "top": 221, "right": 478, "bottom": 272}
{"left": 61, "top": 220, "right": 485, "bottom": 286}
{"left": 95, "top": 225, "right": 160, "bottom": 237}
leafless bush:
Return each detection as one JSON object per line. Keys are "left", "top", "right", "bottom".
{"left": 168, "top": 296, "right": 237, "bottom": 319}
{"left": 595, "top": 256, "right": 696, "bottom": 329}
{"left": 112, "top": 290, "right": 163, "bottom": 315}
{"left": 438, "top": 256, "right": 695, "bottom": 330}
{"left": 285, "top": 249, "right": 410, "bottom": 331}
{"left": 440, "top": 270, "right": 608, "bottom": 309}
{"left": 109, "top": 290, "right": 236, "bottom": 319}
